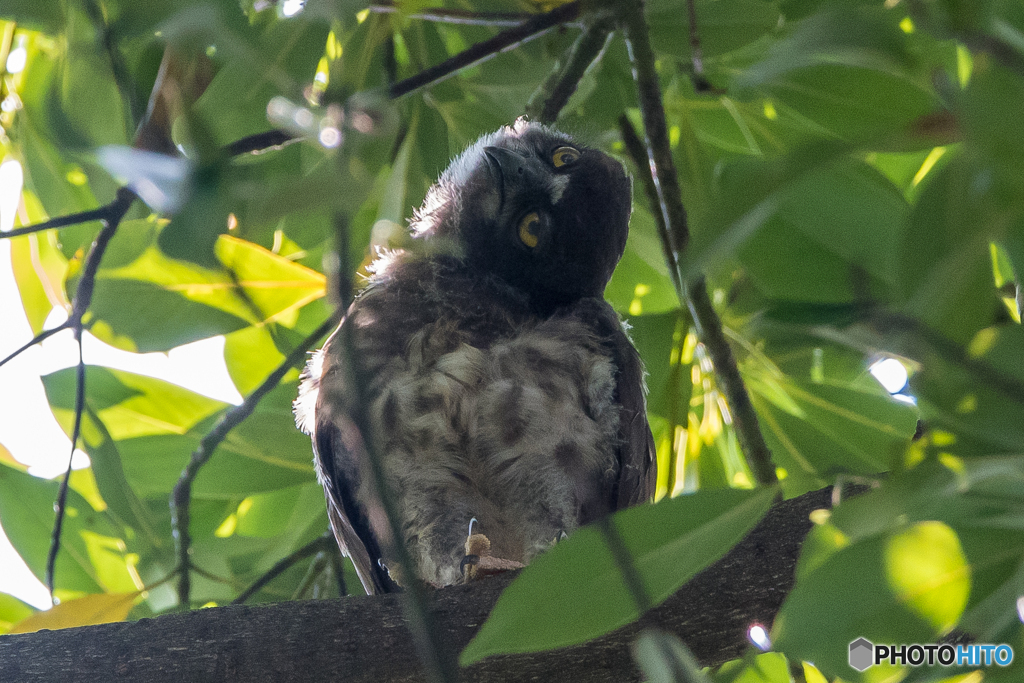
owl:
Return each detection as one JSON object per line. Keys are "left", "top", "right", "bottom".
{"left": 294, "top": 118, "right": 655, "bottom": 594}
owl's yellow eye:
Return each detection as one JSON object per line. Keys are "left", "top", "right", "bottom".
{"left": 551, "top": 146, "right": 580, "bottom": 168}
{"left": 518, "top": 212, "right": 541, "bottom": 248}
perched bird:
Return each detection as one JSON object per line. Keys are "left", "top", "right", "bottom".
{"left": 295, "top": 118, "right": 655, "bottom": 595}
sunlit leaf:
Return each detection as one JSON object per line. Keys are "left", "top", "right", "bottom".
{"left": 747, "top": 375, "right": 919, "bottom": 496}
{"left": 8, "top": 591, "right": 139, "bottom": 634}
{"left": 0, "top": 592, "right": 36, "bottom": 635}
{"left": 712, "top": 653, "right": 792, "bottom": 683}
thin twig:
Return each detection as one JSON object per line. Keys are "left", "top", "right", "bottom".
{"left": 618, "top": 114, "right": 684, "bottom": 297}
{"left": 526, "top": 17, "right": 614, "bottom": 124}
{"left": 620, "top": 0, "right": 690, "bottom": 261}
{"left": 170, "top": 313, "right": 339, "bottom": 608}
{"left": 336, "top": 324, "right": 458, "bottom": 682}
{"left": 225, "top": 129, "right": 299, "bottom": 156}
{"left": 684, "top": 0, "right": 711, "bottom": 92}
{"left": 47, "top": 337, "right": 85, "bottom": 597}
{"left": 0, "top": 323, "right": 70, "bottom": 370}
{"left": 292, "top": 547, "right": 331, "bottom": 599}
{"left": 232, "top": 533, "right": 335, "bottom": 605}
{"left": 619, "top": 1, "right": 776, "bottom": 486}
{"left": 388, "top": 0, "right": 582, "bottom": 99}
{"left": 687, "top": 278, "right": 777, "bottom": 486}
{"left": 44, "top": 187, "right": 136, "bottom": 597}
{"left": 326, "top": 208, "right": 456, "bottom": 681}
{"left": 370, "top": 4, "right": 536, "bottom": 27}
{"left": 0, "top": 206, "right": 116, "bottom": 239}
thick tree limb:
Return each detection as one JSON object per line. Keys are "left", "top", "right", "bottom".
{"left": 0, "top": 487, "right": 829, "bottom": 682}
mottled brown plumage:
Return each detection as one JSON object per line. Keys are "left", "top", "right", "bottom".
{"left": 295, "top": 119, "right": 655, "bottom": 594}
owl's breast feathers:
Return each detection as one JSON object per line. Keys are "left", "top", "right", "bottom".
{"left": 297, "top": 254, "right": 655, "bottom": 593}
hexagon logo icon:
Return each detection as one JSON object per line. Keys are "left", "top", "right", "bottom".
{"left": 849, "top": 638, "right": 874, "bottom": 671}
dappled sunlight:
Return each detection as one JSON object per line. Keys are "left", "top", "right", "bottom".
{"left": 884, "top": 521, "right": 970, "bottom": 633}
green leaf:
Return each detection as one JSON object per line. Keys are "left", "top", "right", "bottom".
{"left": 733, "top": 6, "right": 936, "bottom": 140}
{"left": 712, "top": 653, "right": 793, "bottom": 683}
{"left": 460, "top": 487, "right": 776, "bottom": 665}
{"left": 910, "top": 324, "right": 1024, "bottom": 457}
{"left": 0, "top": 1, "right": 65, "bottom": 32}
{"left": 773, "top": 521, "right": 968, "bottom": 679}
{"left": 234, "top": 483, "right": 326, "bottom": 539}
{"left": 0, "top": 463, "right": 122, "bottom": 595}
{"left": 605, "top": 205, "right": 679, "bottom": 315}
{"left": 9, "top": 591, "right": 139, "bottom": 633}
{"left": 223, "top": 325, "right": 287, "bottom": 396}
{"left": 193, "top": 383, "right": 317, "bottom": 498}
{"left": 777, "top": 456, "right": 1024, "bottom": 678}
{"left": 189, "top": 13, "right": 330, "bottom": 144}
{"left": 748, "top": 377, "right": 919, "bottom": 496}
{"left": 85, "top": 220, "right": 326, "bottom": 351}
{"left": 42, "top": 366, "right": 226, "bottom": 441}
{"left": 649, "top": 0, "right": 780, "bottom": 60}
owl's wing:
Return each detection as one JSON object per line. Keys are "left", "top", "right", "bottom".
{"left": 610, "top": 320, "right": 658, "bottom": 509}
{"left": 298, "top": 322, "right": 398, "bottom": 595}
{"left": 568, "top": 298, "right": 657, "bottom": 509}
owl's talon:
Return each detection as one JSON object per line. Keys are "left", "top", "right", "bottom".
{"left": 460, "top": 554, "right": 480, "bottom": 577}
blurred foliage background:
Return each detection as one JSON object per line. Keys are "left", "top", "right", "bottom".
{"left": 1, "top": 0, "right": 1024, "bottom": 681}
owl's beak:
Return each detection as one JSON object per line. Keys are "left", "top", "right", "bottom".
{"left": 483, "top": 146, "right": 547, "bottom": 211}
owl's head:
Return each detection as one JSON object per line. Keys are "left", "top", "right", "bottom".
{"left": 410, "top": 119, "right": 632, "bottom": 310}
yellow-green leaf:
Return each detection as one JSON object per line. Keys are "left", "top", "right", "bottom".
{"left": 8, "top": 591, "right": 139, "bottom": 633}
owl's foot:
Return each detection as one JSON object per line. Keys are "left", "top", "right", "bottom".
{"left": 461, "top": 518, "right": 524, "bottom": 583}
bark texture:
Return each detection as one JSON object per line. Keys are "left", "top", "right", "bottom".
{"left": 0, "top": 487, "right": 832, "bottom": 682}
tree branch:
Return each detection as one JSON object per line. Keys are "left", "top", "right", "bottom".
{"left": 686, "top": 278, "right": 777, "bottom": 486}
{"left": 619, "top": 0, "right": 689, "bottom": 260}
{"left": 47, "top": 338, "right": 85, "bottom": 596}
{"left": 45, "top": 187, "right": 136, "bottom": 598}
{"left": 0, "top": 323, "right": 70, "bottom": 370}
{"left": 232, "top": 534, "right": 337, "bottom": 605}
{"left": 0, "top": 486, "right": 830, "bottom": 682}
{"left": 526, "top": 17, "right": 614, "bottom": 124}
{"left": 369, "top": 4, "right": 536, "bottom": 27}
{"left": 170, "top": 314, "right": 339, "bottom": 608}
{"left": 0, "top": 206, "right": 117, "bottom": 239}
{"left": 618, "top": 2, "right": 776, "bottom": 487}
{"left": 684, "top": 0, "right": 711, "bottom": 92}
{"left": 388, "top": 1, "right": 582, "bottom": 99}
{"left": 617, "top": 115, "right": 684, "bottom": 297}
